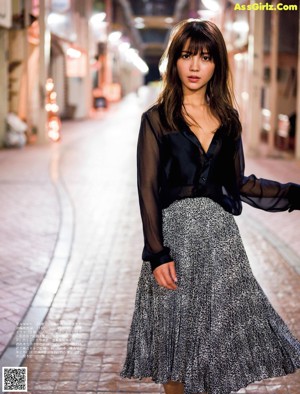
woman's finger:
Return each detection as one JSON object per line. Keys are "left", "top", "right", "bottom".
{"left": 168, "top": 261, "right": 178, "bottom": 283}
{"left": 153, "top": 262, "right": 177, "bottom": 290}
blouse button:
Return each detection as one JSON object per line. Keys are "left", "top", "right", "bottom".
{"left": 201, "top": 177, "right": 206, "bottom": 182}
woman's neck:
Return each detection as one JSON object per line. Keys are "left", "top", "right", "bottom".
{"left": 183, "top": 101, "right": 209, "bottom": 109}
{"left": 182, "top": 90, "right": 208, "bottom": 107}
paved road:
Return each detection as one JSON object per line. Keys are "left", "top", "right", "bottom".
{"left": 0, "top": 93, "right": 299, "bottom": 393}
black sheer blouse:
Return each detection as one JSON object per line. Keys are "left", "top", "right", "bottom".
{"left": 137, "top": 105, "right": 300, "bottom": 272}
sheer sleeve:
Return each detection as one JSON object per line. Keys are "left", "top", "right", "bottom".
{"left": 137, "top": 113, "right": 172, "bottom": 271}
{"left": 234, "top": 136, "right": 300, "bottom": 212}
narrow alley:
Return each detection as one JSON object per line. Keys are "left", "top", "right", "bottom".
{"left": 0, "top": 93, "right": 300, "bottom": 393}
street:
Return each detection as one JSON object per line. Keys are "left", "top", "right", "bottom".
{"left": 0, "top": 93, "right": 300, "bottom": 394}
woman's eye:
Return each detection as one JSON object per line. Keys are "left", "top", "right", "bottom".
{"left": 181, "top": 53, "right": 191, "bottom": 59}
{"left": 202, "top": 55, "right": 211, "bottom": 61}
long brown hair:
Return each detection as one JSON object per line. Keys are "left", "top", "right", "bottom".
{"left": 157, "top": 19, "right": 241, "bottom": 137}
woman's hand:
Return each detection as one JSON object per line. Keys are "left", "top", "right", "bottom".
{"left": 153, "top": 261, "right": 178, "bottom": 290}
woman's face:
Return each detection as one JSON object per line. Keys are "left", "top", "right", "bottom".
{"left": 176, "top": 40, "right": 215, "bottom": 95}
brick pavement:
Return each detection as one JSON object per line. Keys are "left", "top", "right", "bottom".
{"left": 0, "top": 145, "right": 60, "bottom": 356}
{"left": 241, "top": 156, "right": 300, "bottom": 262}
{"left": 0, "top": 93, "right": 300, "bottom": 393}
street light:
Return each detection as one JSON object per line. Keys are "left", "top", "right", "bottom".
{"left": 67, "top": 47, "right": 82, "bottom": 59}
{"left": 45, "top": 78, "right": 61, "bottom": 142}
{"left": 90, "top": 12, "right": 106, "bottom": 27}
{"left": 108, "top": 31, "right": 122, "bottom": 43}
{"left": 201, "top": 0, "right": 221, "bottom": 12}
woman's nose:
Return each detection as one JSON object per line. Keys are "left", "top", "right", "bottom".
{"left": 190, "top": 56, "right": 200, "bottom": 71}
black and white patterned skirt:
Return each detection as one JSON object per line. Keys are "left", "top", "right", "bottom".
{"left": 120, "top": 197, "right": 300, "bottom": 394}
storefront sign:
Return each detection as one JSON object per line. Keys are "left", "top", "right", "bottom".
{"left": 0, "top": 0, "right": 12, "bottom": 28}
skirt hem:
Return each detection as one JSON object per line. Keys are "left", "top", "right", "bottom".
{"left": 120, "top": 366, "right": 300, "bottom": 394}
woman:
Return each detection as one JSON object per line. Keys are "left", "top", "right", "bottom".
{"left": 120, "top": 19, "right": 300, "bottom": 394}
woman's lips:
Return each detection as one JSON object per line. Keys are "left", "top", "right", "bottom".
{"left": 187, "top": 76, "right": 200, "bottom": 82}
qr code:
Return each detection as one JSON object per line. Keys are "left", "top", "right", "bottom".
{"left": 2, "top": 367, "right": 27, "bottom": 392}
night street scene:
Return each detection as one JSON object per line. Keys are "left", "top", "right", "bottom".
{"left": 0, "top": 1, "right": 300, "bottom": 393}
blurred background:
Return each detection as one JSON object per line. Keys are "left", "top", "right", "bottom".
{"left": 0, "top": 0, "right": 299, "bottom": 157}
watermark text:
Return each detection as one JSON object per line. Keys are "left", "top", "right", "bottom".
{"left": 234, "top": 2, "right": 297, "bottom": 11}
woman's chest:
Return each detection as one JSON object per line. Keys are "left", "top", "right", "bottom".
{"left": 159, "top": 130, "right": 235, "bottom": 172}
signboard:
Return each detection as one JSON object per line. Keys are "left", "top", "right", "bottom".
{"left": 0, "top": 0, "right": 12, "bottom": 28}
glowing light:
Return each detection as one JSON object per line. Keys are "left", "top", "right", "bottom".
{"left": 125, "top": 48, "right": 149, "bottom": 74}
{"left": 165, "top": 17, "right": 174, "bottom": 24}
{"left": 47, "top": 13, "right": 68, "bottom": 27}
{"left": 67, "top": 47, "right": 81, "bottom": 58}
{"left": 133, "top": 57, "right": 148, "bottom": 73}
{"left": 135, "top": 22, "right": 145, "bottom": 29}
{"left": 134, "top": 17, "right": 144, "bottom": 23}
{"left": 196, "top": 10, "right": 216, "bottom": 19}
{"left": 90, "top": 12, "right": 106, "bottom": 26}
{"left": 50, "top": 91, "right": 57, "bottom": 100}
{"left": 108, "top": 31, "right": 122, "bottom": 43}
{"left": 232, "top": 21, "right": 249, "bottom": 33}
{"left": 241, "top": 92, "right": 249, "bottom": 101}
{"left": 45, "top": 103, "right": 59, "bottom": 113}
{"left": 234, "top": 53, "right": 244, "bottom": 61}
{"left": 159, "top": 58, "right": 168, "bottom": 75}
{"left": 262, "top": 108, "right": 271, "bottom": 117}
{"left": 46, "top": 78, "right": 54, "bottom": 92}
{"left": 48, "top": 129, "right": 60, "bottom": 142}
{"left": 48, "top": 117, "right": 61, "bottom": 142}
{"left": 201, "top": 0, "right": 220, "bottom": 12}
{"left": 119, "top": 42, "right": 130, "bottom": 52}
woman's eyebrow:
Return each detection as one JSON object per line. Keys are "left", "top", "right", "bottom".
{"left": 181, "top": 49, "right": 211, "bottom": 56}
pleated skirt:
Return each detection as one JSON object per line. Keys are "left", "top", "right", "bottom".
{"left": 120, "top": 197, "right": 300, "bottom": 394}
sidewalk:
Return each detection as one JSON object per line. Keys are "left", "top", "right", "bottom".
{"left": 242, "top": 154, "right": 300, "bottom": 264}
{"left": 0, "top": 93, "right": 299, "bottom": 393}
{"left": 0, "top": 145, "right": 60, "bottom": 355}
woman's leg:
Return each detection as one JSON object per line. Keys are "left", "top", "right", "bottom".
{"left": 163, "top": 381, "right": 207, "bottom": 394}
{"left": 163, "top": 381, "right": 184, "bottom": 394}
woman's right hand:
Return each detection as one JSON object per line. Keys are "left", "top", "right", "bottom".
{"left": 153, "top": 261, "right": 178, "bottom": 290}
